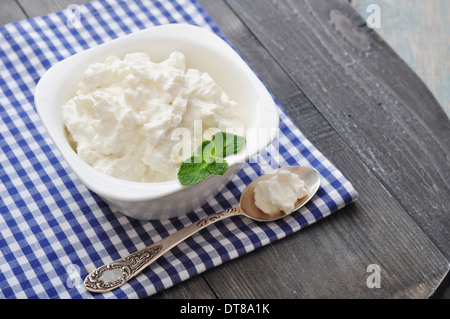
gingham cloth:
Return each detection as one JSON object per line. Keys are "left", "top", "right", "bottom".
{"left": 0, "top": 0, "right": 358, "bottom": 298}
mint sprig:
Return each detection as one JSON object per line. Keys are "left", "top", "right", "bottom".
{"left": 177, "top": 132, "right": 246, "bottom": 186}
{"left": 212, "top": 132, "right": 246, "bottom": 158}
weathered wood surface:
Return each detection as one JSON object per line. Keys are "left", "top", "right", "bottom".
{"left": 2, "top": 0, "right": 449, "bottom": 299}
{"left": 222, "top": 0, "right": 450, "bottom": 258}
{"left": 352, "top": 0, "right": 450, "bottom": 118}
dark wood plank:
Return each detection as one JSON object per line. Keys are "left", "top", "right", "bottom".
{"left": 17, "top": 0, "right": 92, "bottom": 18}
{"left": 152, "top": 273, "right": 217, "bottom": 299}
{"left": 351, "top": 0, "right": 450, "bottom": 116}
{"left": 225, "top": 0, "right": 450, "bottom": 259}
{"left": 198, "top": 0, "right": 449, "bottom": 298}
{"left": 0, "top": 0, "right": 28, "bottom": 26}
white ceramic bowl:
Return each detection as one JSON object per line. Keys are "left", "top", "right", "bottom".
{"left": 35, "top": 24, "right": 279, "bottom": 220}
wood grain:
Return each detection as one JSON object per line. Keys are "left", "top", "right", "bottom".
{"left": 352, "top": 0, "right": 450, "bottom": 117}
{"left": 152, "top": 273, "right": 217, "bottom": 299}
{"left": 225, "top": 0, "right": 450, "bottom": 260}
{"left": 198, "top": 0, "right": 449, "bottom": 298}
{"left": 0, "top": 0, "right": 27, "bottom": 26}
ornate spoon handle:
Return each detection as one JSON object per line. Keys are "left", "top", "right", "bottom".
{"left": 84, "top": 207, "right": 241, "bottom": 293}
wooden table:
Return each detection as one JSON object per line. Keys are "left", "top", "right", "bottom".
{"left": 351, "top": 0, "right": 450, "bottom": 118}
{"left": 2, "top": 0, "right": 449, "bottom": 299}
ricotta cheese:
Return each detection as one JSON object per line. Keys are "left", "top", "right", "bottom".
{"left": 62, "top": 51, "right": 245, "bottom": 182}
{"left": 254, "top": 170, "right": 309, "bottom": 215}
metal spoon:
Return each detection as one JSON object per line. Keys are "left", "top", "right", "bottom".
{"left": 84, "top": 166, "right": 321, "bottom": 293}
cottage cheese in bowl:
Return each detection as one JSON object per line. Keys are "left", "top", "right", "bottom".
{"left": 35, "top": 24, "right": 279, "bottom": 219}
{"left": 62, "top": 51, "right": 245, "bottom": 183}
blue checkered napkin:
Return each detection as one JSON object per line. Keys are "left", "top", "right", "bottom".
{"left": 0, "top": 0, "right": 358, "bottom": 298}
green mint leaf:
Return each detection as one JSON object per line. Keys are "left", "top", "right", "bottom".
{"left": 177, "top": 156, "right": 211, "bottom": 185}
{"left": 197, "top": 141, "right": 216, "bottom": 163}
{"left": 212, "top": 132, "right": 246, "bottom": 158}
{"left": 206, "top": 159, "right": 228, "bottom": 175}
{"left": 177, "top": 132, "right": 246, "bottom": 186}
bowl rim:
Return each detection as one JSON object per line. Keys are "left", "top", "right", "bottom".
{"left": 34, "top": 23, "right": 279, "bottom": 202}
